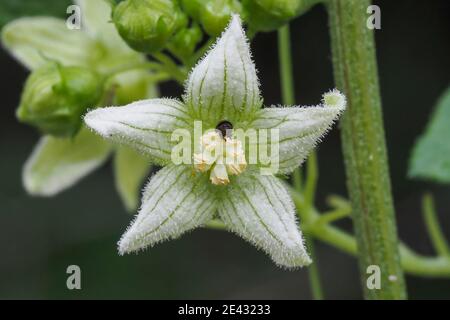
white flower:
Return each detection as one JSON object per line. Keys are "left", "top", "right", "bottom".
{"left": 84, "top": 15, "right": 346, "bottom": 267}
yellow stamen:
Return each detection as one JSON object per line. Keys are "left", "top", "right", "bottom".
{"left": 210, "top": 164, "right": 230, "bottom": 185}
{"left": 193, "top": 132, "right": 247, "bottom": 185}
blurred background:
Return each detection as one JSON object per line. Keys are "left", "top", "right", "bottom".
{"left": 0, "top": 0, "right": 449, "bottom": 299}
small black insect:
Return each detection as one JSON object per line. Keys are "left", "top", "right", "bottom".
{"left": 216, "top": 120, "right": 233, "bottom": 139}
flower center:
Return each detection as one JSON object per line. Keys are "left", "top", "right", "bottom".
{"left": 216, "top": 120, "right": 233, "bottom": 139}
{"left": 193, "top": 129, "right": 247, "bottom": 186}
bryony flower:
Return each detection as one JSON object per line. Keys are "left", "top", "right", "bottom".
{"left": 84, "top": 16, "right": 346, "bottom": 267}
{"left": 2, "top": 0, "right": 156, "bottom": 211}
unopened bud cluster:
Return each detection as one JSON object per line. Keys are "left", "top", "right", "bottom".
{"left": 112, "top": 0, "right": 321, "bottom": 56}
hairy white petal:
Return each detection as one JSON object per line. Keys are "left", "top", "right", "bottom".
{"left": 118, "top": 165, "right": 217, "bottom": 254}
{"left": 23, "top": 127, "right": 111, "bottom": 196}
{"left": 114, "top": 146, "right": 151, "bottom": 212}
{"left": 251, "top": 90, "right": 346, "bottom": 174}
{"left": 185, "top": 15, "right": 261, "bottom": 123}
{"left": 84, "top": 98, "right": 191, "bottom": 165}
{"left": 218, "top": 173, "right": 311, "bottom": 268}
{"left": 75, "top": 0, "right": 134, "bottom": 55}
{"left": 1, "top": 17, "right": 99, "bottom": 70}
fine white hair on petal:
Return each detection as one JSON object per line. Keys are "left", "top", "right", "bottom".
{"left": 218, "top": 172, "right": 311, "bottom": 268}
{"left": 251, "top": 90, "right": 346, "bottom": 174}
{"left": 184, "top": 14, "right": 261, "bottom": 123}
{"left": 84, "top": 98, "right": 191, "bottom": 165}
{"left": 118, "top": 165, "right": 217, "bottom": 254}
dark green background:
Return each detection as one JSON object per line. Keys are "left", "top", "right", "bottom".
{"left": 0, "top": 0, "right": 449, "bottom": 299}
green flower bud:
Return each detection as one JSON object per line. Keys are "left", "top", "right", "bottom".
{"left": 167, "top": 24, "right": 203, "bottom": 61}
{"left": 17, "top": 63, "right": 103, "bottom": 137}
{"left": 242, "top": 0, "right": 321, "bottom": 32}
{"left": 181, "top": 0, "right": 243, "bottom": 37}
{"left": 112, "top": 0, "right": 188, "bottom": 53}
{"left": 180, "top": 0, "right": 203, "bottom": 21}
{"left": 201, "top": 0, "right": 243, "bottom": 36}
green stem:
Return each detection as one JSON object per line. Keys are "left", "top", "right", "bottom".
{"left": 422, "top": 193, "right": 450, "bottom": 257}
{"left": 204, "top": 201, "right": 450, "bottom": 278}
{"left": 304, "top": 151, "right": 318, "bottom": 208}
{"left": 327, "top": 0, "right": 406, "bottom": 299}
{"left": 152, "top": 52, "right": 187, "bottom": 84}
{"left": 327, "top": 194, "right": 351, "bottom": 210}
{"left": 305, "top": 235, "right": 324, "bottom": 299}
{"left": 106, "top": 61, "right": 163, "bottom": 78}
{"left": 315, "top": 206, "right": 351, "bottom": 226}
{"left": 288, "top": 190, "right": 450, "bottom": 277}
{"left": 293, "top": 167, "right": 303, "bottom": 192}
{"left": 278, "top": 25, "right": 295, "bottom": 106}
{"left": 278, "top": 24, "right": 324, "bottom": 300}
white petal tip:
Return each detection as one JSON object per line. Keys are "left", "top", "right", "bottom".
{"left": 323, "top": 89, "right": 347, "bottom": 110}
{"left": 22, "top": 181, "right": 44, "bottom": 197}
{"left": 274, "top": 246, "right": 312, "bottom": 269}
{"left": 22, "top": 182, "right": 52, "bottom": 197}
{"left": 281, "top": 259, "right": 312, "bottom": 269}
{"left": 84, "top": 109, "right": 114, "bottom": 137}
{"left": 229, "top": 14, "right": 243, "bottom": 28}
{"left": 117, "top": 236, "right": 134, "bottom": 256}
{"left": 228, "top": 14, "right": 246, "bottom": 40}
{"left": 117, "top": 226, "right": 157, "bottom": 256}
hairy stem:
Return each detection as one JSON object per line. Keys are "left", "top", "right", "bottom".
{"left": 327, "top": 0, "right": 406, "bottom": 299}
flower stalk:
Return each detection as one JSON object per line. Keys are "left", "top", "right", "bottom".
{"left": 327, "top": 0, "right": 406, "bottom": 299}
{"left": 422, "top": 193, "right": 450, "bottom": 257}
{"left": 278, "top": 24, "right": 324, "bottom": 299}
{"left": 210, "top": 190, "right": 450, "bottom": 278}
{"left": 288, "top": 191, "right": 450, "bottom": 278}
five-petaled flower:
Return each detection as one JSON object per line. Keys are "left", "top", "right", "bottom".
{"left": 85, "top": 16, "right": 346, "bottom": 267}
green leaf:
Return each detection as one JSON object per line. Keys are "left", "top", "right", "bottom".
{"left": 0, "top": 0, "right": 71, "bottom": 29}
{"left": 409, "top": 86, "right": 450, "bottom": 183}
{"left": 114, "top": 146, "right": 151, "bottom": 212}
